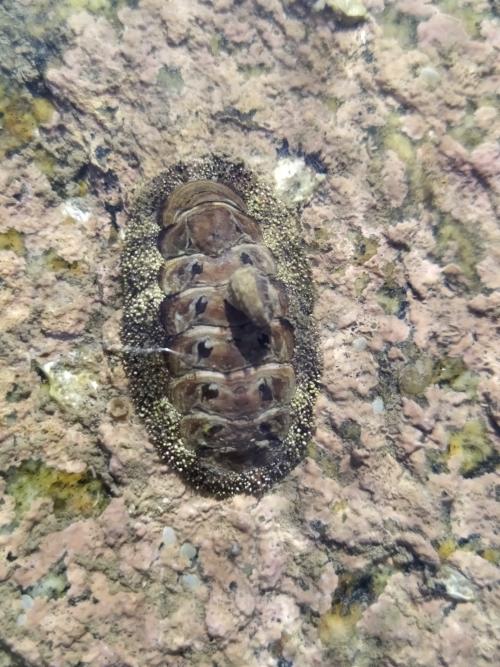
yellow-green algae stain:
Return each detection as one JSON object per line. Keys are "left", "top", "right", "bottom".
{"left": 437, "top": 537, "right": 458, "bottom": 561}
{"left": 434, "top": 536, "right": 500, "bottom": 566}
{"left": 384, "top": 130, "right": 415, "bottom": 166}
{"left": 447, "top": 420, "right": 496, "bottom": 476}
{"left": 481, "top": 549, "right": 500, "bottom": 566}
{"left": 0, "top": 229, "right": 26, "bottom": 256}
{"left": 319, "top": 568, "right": 392, "bottom": 649}
{"left": 43, "top": 248, "right": 85, "bottom": 278}
{"left": 319, "top": 603, "right": 363, "bottom": 647}
{"left": 31, "top": 97, "right": 55, "bottom": 124}
{"left": 0, "top": 78, "right": 56, "bottom": 157}
{"left": 209, "top": 34, "right": 223, "bottom": 56}
{"left": 5, "top": 460, "right": 109, "bottom": 519}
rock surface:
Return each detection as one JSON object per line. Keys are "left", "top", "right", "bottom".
{"left": 0, "top": 0, "right": 498, "bottom": 665}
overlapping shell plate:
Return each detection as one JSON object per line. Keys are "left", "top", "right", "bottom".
{"left": 121, "top": 155, "right": 320, "bottom": 497}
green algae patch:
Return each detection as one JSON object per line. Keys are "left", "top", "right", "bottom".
{"left": 448, "top": 370, "right": 479, "bottom": 398}
{"left": 384, "top": 131, "right": 415, "bottom": 165}
{"left": 4, "top": 460, "right": 109, "bottom": 519}
{"left": 376, "top": 282, "right": 407, "bottom": 316}
{"left": 157, "top": 66, "right": 184, "bottom": 95}
{"left": 324, "top": 96, "right": 341, "bottom": 113}
{"left": 238, "top": 64, "right": 272, "bottom": 79}
{"left": 447, "top": 420, "right": 496, "bottom": 477}
{"left": 434, "top": 215, "right": 483, "bottom": 290}
{"left": 337, "top": 419, "right": 362, "bottom": 444}
{"left": 354, "top": 272, "right": 370, "bottom": 296}
{"left": 398, "top": 356, "right": 434, "bottom": 397}
{"left": 306, "top": 440, "right": 339, "bottom": 480}
{"left": 434, "top": 356, "right": 467, "bottom": 385}
{"left": 0, "top": 229, "right": 26, "bottom": 256}
{"left": 352, "top": 233, "right": 379, "bottom": 264}
{"left": 437, "top": 0, "right": 485, "bottom": 37}
{"left": 434, "top": 356, "right": 479, "bottom": 398}
{"left": 426, "top": 448, "right": 449, "bottom": 474}
{"left": 43, "top": 248, "right": 85, "bottom": 278}
{"left": 379, "top": 6, "right": 418, "bottom": 49}
{"left": 449, "top": 115, "right": 486, "bottom": 150}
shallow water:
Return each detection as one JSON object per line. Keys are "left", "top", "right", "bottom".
{"left": 0, "top": 1, "right": 498, "bottom": 666}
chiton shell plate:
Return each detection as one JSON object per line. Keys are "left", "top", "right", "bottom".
{"left": 122, "top": 155, "right": 320, "bottom": 496}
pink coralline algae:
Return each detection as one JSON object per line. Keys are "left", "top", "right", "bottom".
{"left": 0, "top": 0, "right": 498, "bottom": 666}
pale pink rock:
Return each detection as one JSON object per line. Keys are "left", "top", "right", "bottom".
{"left": 477, "top": 253, "right": 500, "bottom": 290}
{"left": 0, "top": 291, "right": 31, "bottom": 332}
{"left": 418, "top": 13, "right": 469, "bottom": 50}
{"left": 0, "top": 0, "right": 499, "bottom": 665}
{"left": 474, "top": 105, "right": 497, "bottom": 129}
{"left": 471, "top": 141, "right": 500, "bottom": 193}
{"left": 396, "top": 0, "right": 436, "bottom": 19}
{"left": 378, "top": 315, "right": 410, "bottom": 344}
{"left": 205, "top": 585, "right": 238, "bottom": 639}
{"left": 382, "top": 149, "right": 408, "bottom": 208}
{"left": 404, "top": 252, "right": 442, "bottom": 298}
{"left": 254, "top": 594, "right": 301, "bottom": 644}
{"left": 400, "top": 113, "right": 428, "bottom": 140}
{"left": 481, "top": 18, "right": 500, "bottom": 49}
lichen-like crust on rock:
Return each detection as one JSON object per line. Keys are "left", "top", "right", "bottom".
{"left": 121, "top": 155, "right": 320, "bottom": 497}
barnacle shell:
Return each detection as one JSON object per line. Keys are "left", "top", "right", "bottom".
{"left": 121, "top": 155, "right": 320, "bottom": 496}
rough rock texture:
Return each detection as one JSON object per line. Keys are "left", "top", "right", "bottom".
{"left": 0, "top": 0, "right": 498, "bottom": 666}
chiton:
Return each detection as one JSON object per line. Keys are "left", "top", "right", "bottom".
{"left": 122, "top": 155, "right": 320, "bottom": 496}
